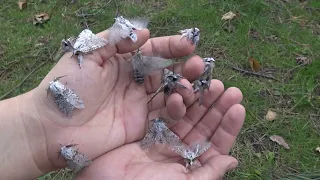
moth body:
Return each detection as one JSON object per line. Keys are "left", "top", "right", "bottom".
{"left": 61, "top": 29, "right": 108, "bottom": 68}
{"left": 130, "top": 50, "right": 173, "bottom": 85}
{"left": 48, "top": 76, "right": 85, "bottom": 117}
{"left": 148, "top": 69, "right": 186, "bottom": 103}
{"left": 59, "top": 143, "right": 92, "bottom": 172}
{"left": 141, "top": 118, "right": 181, "bottom": 149}
{"left": 179, "top": 27, "right": 200, "bottom": 45}
{"left": 170, "top": 141, "right": 212, "bottom": 169}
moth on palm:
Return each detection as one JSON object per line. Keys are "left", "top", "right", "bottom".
{"left": 141, "top": 118, "right": 182, "bottom": 149}
{"left": 61, "top": 29, "right": 108, "bottom": 68}
{"left": 148, "top": 69, "right": 187, "bottom": 104}
{"left": 59, "top": 143, "right": 92, "bottom": 172}
{"left": 47, "top": 75, "right": 85, "bottom": 117}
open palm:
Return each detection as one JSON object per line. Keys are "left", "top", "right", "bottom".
{"left": 32, "top": 29, "right": 245, "bottom": 178}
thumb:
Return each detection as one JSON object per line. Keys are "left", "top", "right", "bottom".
{"left": 190, "top": 155, "right": 238, "bottom": 180}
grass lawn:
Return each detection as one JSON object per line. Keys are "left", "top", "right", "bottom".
{"left": 1, "top": 0, "right": 319, "bottom": 179}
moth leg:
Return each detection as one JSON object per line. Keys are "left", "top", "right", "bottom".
{"left": 147, "top": 84, "right": 165, "bottom": 104}
{"left": 78, "top": 54, "right": 84, "bottom": 69}
{"left": 176, "top": 82, "right": 187, "bottom": 89}
{"left": 198, "top": 88, "right": 204, "bottom": 106}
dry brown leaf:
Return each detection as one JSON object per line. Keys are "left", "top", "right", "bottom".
{"left": 266, "top": 110, "right": 277, "bottom": 121}
{"left": 270, "top": 135, "right": 290, "bottom": 149}
{"left": 248, "top": 57, "right": 261, "bottom": 72}
{"left": 18, "top": 0, "right": 27, "bottom": 10}
{"left": 316, "top": 147, "right": 320, "bottom": 153}
{"left": 33, "top": 13, "right": 50, "bottom": 25}
{"left": 221, "top": 11, "right": 236, "bottom": 21}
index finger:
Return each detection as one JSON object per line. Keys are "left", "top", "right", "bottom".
{"left": 140, "top": 35, "right": 196, "bottom": 58}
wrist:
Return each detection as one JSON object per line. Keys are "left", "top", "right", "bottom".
{"left": 0, "top": 90, "right": 56, "bottom": 179}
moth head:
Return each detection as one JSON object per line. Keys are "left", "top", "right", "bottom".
{"left": 204, "top": 57, "right": 215, "bottom": 63}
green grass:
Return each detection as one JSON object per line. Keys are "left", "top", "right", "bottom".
{"left": 1, "top": 0, "right": 319, "bottom": 179}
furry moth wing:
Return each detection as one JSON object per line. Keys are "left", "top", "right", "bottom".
{"left": 73, "top": 29, "right": 108, "bottom": 53}
{"left": 61, "top": 88, "right": 85, "bottom": 109}
{"left": 140, "top": 131, "right": 156, "bottom": 149}
{"left": 54, "top": 94, "right": 76, "bottom": 117}
{"left": 132, "top": 55, "right": 174, "bottom": 76}
{"left": 68, "top": 152, "right": 92, "bottom": 172}
{"left": 128, "top": 17, "right": 149, "bottom": 30}
{"left": 194, "top": 141, "right": 212, "bottom": 157}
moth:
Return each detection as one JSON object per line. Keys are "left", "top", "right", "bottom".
{"left": 202, "top": 57, "right": 215, "bottom": 88}
{"left": 147, "top": 69, "right": 187, "bottom": 104}
{"left": 47, "top": 75, "right": 85, "bottom": 117}
{"left": 178, "top": 27, "right": 200, "bottom": 45}
{"left": 130, "top": 49, "right": 174, "bottom": 84}
{"left": 170, "top": 140, "right": 212, "bottom": 169}
{"left": 61, "top": 29, "right": 108, "bottom": 68}
{"left": 192, "top": 75, "right": 210, "bottom": 106}
{"left": 59, "top": 143, "right": 92, "bottom": 172}
{"left": 107, "top": 15, "right": 149, "bottom": 45}
{"left": 140, "top": 118, "right": 182, "bottom": 149}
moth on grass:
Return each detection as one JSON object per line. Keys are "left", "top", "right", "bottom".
{"left": 148, "top": 69, "right": 187, "bottom": 104}
{"left": 130, "top": 49, "right": 174, "bottom": 84}
{"left": 141, "top": 118, "right": 182, "bottom": 149}
{"left": 47, "top": 75, "right": 85, "bottom": 117}
{"left": 169, "top": 140, "right": 212, "bottom": 170}
{"left": 59, "top": 143, "right": 92, "bottom": 172}
{"left": 61, "top": 29, "right": 108, "bottom": 68}
{"left": 178, "top": 27, "right": 200, "bottom": 45}
{"left": 107, "top": 15, "right": 149, "bottom": 45}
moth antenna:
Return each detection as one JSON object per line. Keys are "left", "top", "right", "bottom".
{"left": 46, "top": 88, "right": 50, "bottom": 99}
{"left": 55, "top": 75, "right": 68, "bottom": 81}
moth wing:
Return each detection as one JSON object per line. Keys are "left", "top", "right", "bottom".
{"left": 54, "top": 94, "right": 75, "bottom": 117}
{"left": 140, "top": 132, "right": 156, "bottom": 149}
{"left": 82, "top": 33, "right": 108, "bottom": 52}
{"left": 194, "top": 141, "right": 212, "bottom": 157}
{"left": 72, "top": 29, "right": 105, "bottom": 53}
{"left": 164, "top": 129, "right": 183, "bottom": 147}
{"left": 106, "top": 25, "right": 124, "bottom": 45}
{"left": 138, "top": 56, "right": 174, "bottom": 76}
{"left": 128, "top": 17, "right": 149, "bottom": 30}
{"left": 169, "top": 143, "right": 189, "bottom": 159}
{"left": 68, "top": 153, "right": 92, "bottom": 172}
{"left": 62, "top": 88, "right": 85, "bottom": 109}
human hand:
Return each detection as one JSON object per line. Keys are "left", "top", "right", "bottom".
{"left": 74, "top": 80, "right": 245, "bottom": 180}
{"left": 30, "top": 28, "right": 216, "bottom": 172}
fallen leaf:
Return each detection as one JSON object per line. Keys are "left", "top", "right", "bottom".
{"left": 265, "top": 110, "right": 277, "bottom": 121}
{"left": 270, "top": 135, "right": 290, "bottom": 149}
{"left": 18, "top": 0, "right": 27, "bottom": 10}
{"left": 33, "top": 13, "right": 50, "bottom": 25}
{"left": 248, "top": 57, "right": 261, "bottom": 72}
{"left": 296, "top": 56, "right": 312, "bottom": 65}
{"left": 221, "top": 11, "right": 236, "bottom": 21}
{"left": 316, "top": 147, "right": 320, "bottom": 153}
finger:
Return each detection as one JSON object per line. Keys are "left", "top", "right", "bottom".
{"left": 148, "top": 93, "right": 186, "bottom": 127}
{"left": 190, "top": 155, "right": 238, "bottom": 180}
{"left": 146, "top": 55, "right": 204, "bottom": 94}
{"left": 210, "top": 104, "right": 245, "bottom": 155}
{"left": 140, "top": 35, "right": 195, "bottom": 58}
{"left": 170, "top": 80, "right": 225, "bottom": 139}
{"left": 96, "top": 29, "right": 150, "bottom": 61}
{"left": 181, "top": 87, "right": 243, "bottom": 147}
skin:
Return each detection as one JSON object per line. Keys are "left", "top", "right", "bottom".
{"left": 0, "top": 28, "right": 245, "bottom": 180}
